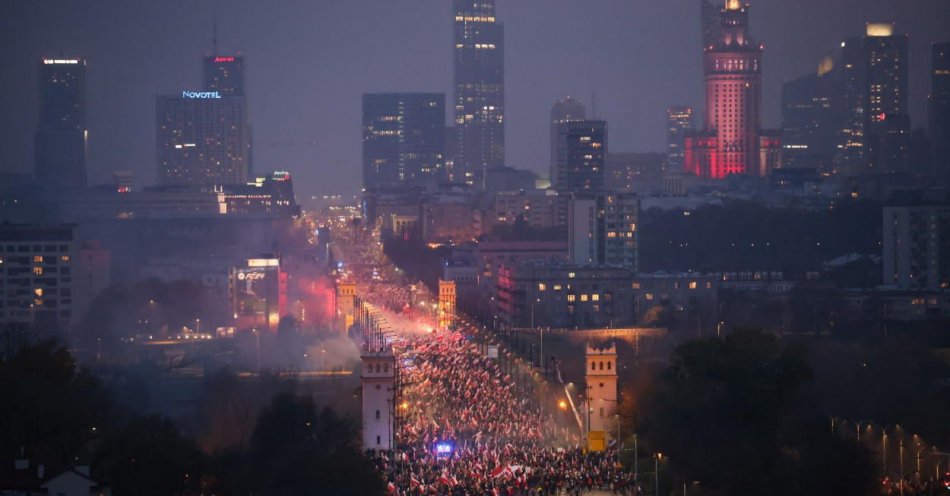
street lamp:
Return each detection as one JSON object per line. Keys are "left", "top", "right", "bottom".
{"left": 654, "top": 452, "right": 664, "bottom": 496}
{"left": 716, "top": 321, "right": 724, "bottom": 337}
{"left": 856, "top": 419, "right": 872, "bottom": 445}
{"left": 251, "top": 328, "right": 261, "bottom": 374}
{"left": 615, "top": 414, "right": 621, "bottom": 460}
{"left": 883, "top": 424, "right": 902, "bottom": 476}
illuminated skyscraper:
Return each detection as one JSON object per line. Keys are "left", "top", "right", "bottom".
{"left": 835, "top": 37, "right": 866, "bottom": 174}
{"left": 684, "top": 0, "right": 781, "bottom": 179}
{"left": 666, "top": 106, "right": 693, "bottom": 171}
{"left": 362, "top": 93, "right": 446, "bottom": 190}
{"left": 203, "top": 55, "right": 245, "bottom": 96}
{"left": 930, "top": 42, "right": 950, "bottom": 182}
{"left": 157, "top": 91, "right": 251, "bottom": 186}
{"left": 552, "top": 120, "right": 607, "bottom": 195}
{"left": 551, "top": 97, "right": 587, "bottom": 125}
{"left": 453, "top": 0, "right": 505, "bottom": 188}
{"left": 781, "top": 57, "right": 841, "bottom": 171}
{"left": 863, "top": 23, "right": 910, "bottom": 175}
{"left": 35, "top": 58, "right": 87, "bottom": 188}
{"left": 551, "top": 97, "right": 587, "bottom": 185}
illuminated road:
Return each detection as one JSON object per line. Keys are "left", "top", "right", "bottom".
{"left": 321, "top": 216, "right": 640, "bottom": 493}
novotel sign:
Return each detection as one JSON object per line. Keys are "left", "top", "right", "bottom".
{"left": 182, "top": 91, "right": 222, "bottom": 99}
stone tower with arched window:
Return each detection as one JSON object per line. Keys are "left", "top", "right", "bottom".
{"left": 361, "top": 349, "right": 395, "bottom": 451}
{"left": 585, "top": 342, "right": 618, "bottom": 438}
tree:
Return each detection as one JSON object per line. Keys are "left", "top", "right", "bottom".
{"left": 0, "top": 339, "right": 111, "bottom": 474}
{"left": 94, "top": 415, "right": 204, "bottom": 496}
{"left": 640, "top": 328, "right": 875, "bottom": 496}
{"left": 247, "top": 393, "right": 385, "bottom": 496}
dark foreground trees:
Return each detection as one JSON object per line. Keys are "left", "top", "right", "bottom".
{"left": 0, "top": 336, "right": 383, "bottom": 495}
{"left": 634, "top": 328, "right": 878, "bottom": 496}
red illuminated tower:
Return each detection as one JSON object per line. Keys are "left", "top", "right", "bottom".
{"left": 685, "top": 0, "right": 781, "bottom": 179}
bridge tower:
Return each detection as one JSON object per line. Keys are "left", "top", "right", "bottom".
{"left": 361, "top": 348, "right": 396, "bottom": 451}
{"left": 438, "top": 279, "right": 457, "bottom": 329}
{"left": 585, "top": 342, "right": 618, "bottom": 450}
{"left": 336, "top": 281, "right": 357, "bottom": 333}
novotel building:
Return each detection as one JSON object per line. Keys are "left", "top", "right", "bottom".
{"left": 229, "top": 258, "right": 287, "bottom": 332}
{"left": 157, "top": 88, "right": 251, "bottom": 186}
{"left": 181, "top": 91, "right": 222, "bottom": 99}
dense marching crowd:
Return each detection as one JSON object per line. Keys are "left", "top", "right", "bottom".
{"left": 369, "top": 330, "right": 642, "bottom": 495}
{"left": 338, "top": 223, "right": 642, "bottom": 493}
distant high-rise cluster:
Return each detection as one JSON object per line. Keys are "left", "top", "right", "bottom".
{"left": 362, "top": 93, "right": 446, "bottom": 190}
{"left": 684, "top": 0, "right": 782, "bottom": 179}
{"left": 157, "top": 54, "right": 252, "bottom": 187}
{"left": 453, "top": 0, "right": 505, "bottom": 188}
{"left": 35, "top": 58, "right": 87, "bottom": 189}
{"left": 780, "top": 23, "right": 924, "bottom": 178}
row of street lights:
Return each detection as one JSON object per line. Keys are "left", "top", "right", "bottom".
{"left": 837, "top": 418, "right": 949, "bottom": 490}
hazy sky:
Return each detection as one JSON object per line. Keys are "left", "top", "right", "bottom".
{"left": 1, "top": 0, "right": 948, "bottom": 196}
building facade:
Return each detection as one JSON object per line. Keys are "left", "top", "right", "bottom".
{"left": 883, "top": 205, "right": 950, "bottom": 291}
{"left": 835, "top": 37, "right": 867, "bottom": 175}
{"left": 552, "top": 120, "right": 607, "bottom": 194}
{"left": 36, "top": 58, "right": 87, "bottom": 189}
{"left": 666, "top": 106, "right": 693, "bottom": 172}
{"left": 228, "top": 257, "right": 287, "bottom": 332}
{"left": 930, "top": 42, "right": 950, "bottom": 183}
{"left": 203, "top": 55, "right": 245, "bottom": 96}
{"left": 551, "top": 97, "right": 588, "bottom": 184}
{"left": 684, "top": 0, "right": 781, "bottom": 179}
{"left": 569, "top": 193, "right": 639, "bottom": 270}
{"left": 863, "top": 23, "right": 910, "bottom": 175}
{"left": 0, "top": 225, "right": 79, "bottom": 332}
{"left": 454, "top": 0, "right": 505, "bottom": 188}
{"left": 361, "top": 349, "right": 396, "bottom": 450}
{"left": 486, "top": 190, "right": 561, "bottom": 232}
{"left": 781, "top": 58, "right": 841, "bottom": 171}
{"left": 496, "top": 263, "right": 637, "bottom": 329}
{"left": 362, "top": 93, "right": 446, "bottom": 190}
{"left": 157, "top": 92, "right": 252, "bottom": 186}
{"left": 700, "top": 0, "right": 721, "bottom": 50}
{"left": 585, "top": 343, "right": 618, "bottom": 438}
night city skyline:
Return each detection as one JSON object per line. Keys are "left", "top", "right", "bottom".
{"left": 3, "top": 1, "right": 950, "bottom": 494}
{"left": 1, "top": 0, "right": 948, "bottom": 195}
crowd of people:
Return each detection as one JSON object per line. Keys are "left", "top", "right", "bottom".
{"left": 368, "top": 330, "right": 641, "bottom": 495}
{"left": 337, "top": 221, "right": 643, "bottom": 494}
